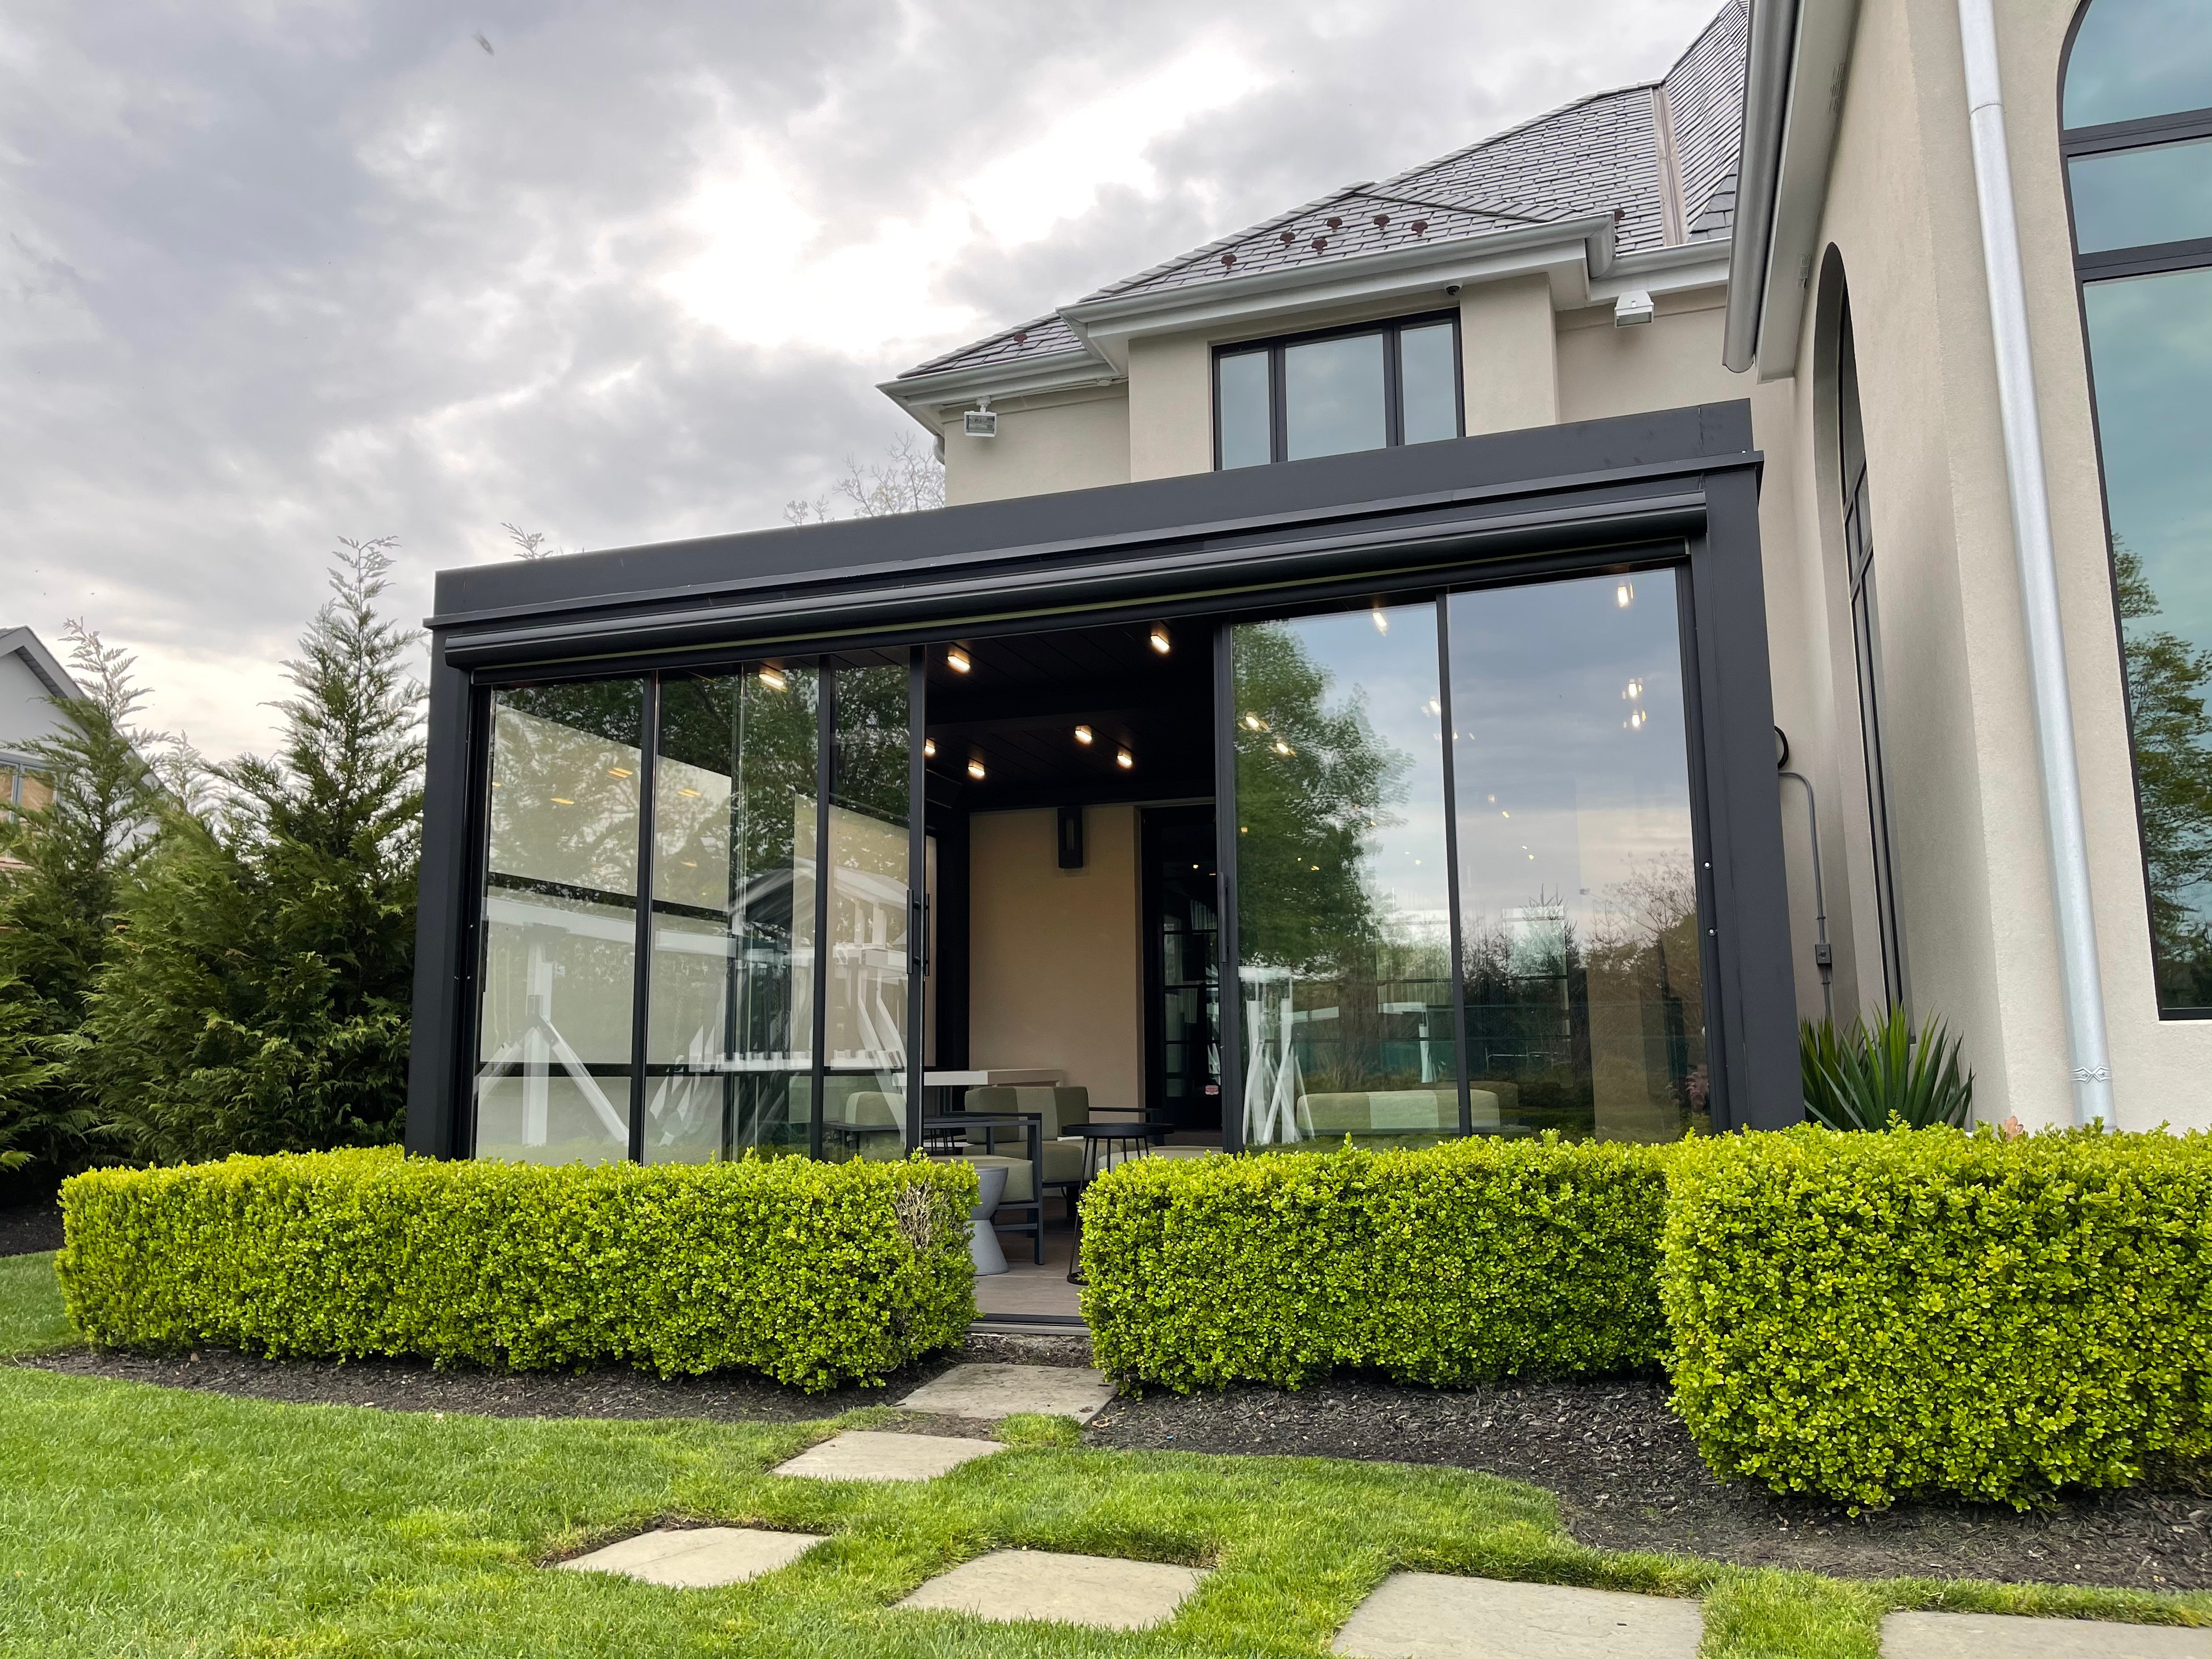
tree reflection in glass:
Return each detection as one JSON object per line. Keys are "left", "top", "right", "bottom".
{"left": 1232, "top": 604, "right": 1458, "bottom": 1148}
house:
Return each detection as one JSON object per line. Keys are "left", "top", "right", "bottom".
{"left": 0, "top": 628, "right": 86, "bottom": 835}
{"left": 405, "top": 0, "right": 2212, "bottom": 1250}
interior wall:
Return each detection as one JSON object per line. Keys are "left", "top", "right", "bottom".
{"left": 967, "top": 804, "right": 1146, "bottom": 1112}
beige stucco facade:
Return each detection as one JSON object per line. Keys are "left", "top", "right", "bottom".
{"left": 904, "top": 0, "right": 2208, "bottom": 1133}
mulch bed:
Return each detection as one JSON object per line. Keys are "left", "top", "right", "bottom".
{"left": 1086, "top": 1374, "right": 2212, "bottom": 1592}
{"left": 20, "top": 1328, "right": 2209, "bottom": 1591}
{"left": 0, "top": 1192, "right": 64, "bottom": 1257}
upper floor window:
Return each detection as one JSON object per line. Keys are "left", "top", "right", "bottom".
{"left": 2062, "top": 0, "right": 2212, "bottom": 1016}
{"left": 1214, "top": 312, "right": 1462, "bottom": 470}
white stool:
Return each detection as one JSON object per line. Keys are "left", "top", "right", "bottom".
{"left": 967, "top": 1162, "right": 1008, "bottom": 1276}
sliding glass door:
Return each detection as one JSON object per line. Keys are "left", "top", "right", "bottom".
{"left": 1227, "top": 568, "right": 1709, "bottom": 1148}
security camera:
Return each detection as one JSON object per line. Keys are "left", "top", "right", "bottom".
{"left": 1444, "top": 282, "right": 1463, "bottom": 297}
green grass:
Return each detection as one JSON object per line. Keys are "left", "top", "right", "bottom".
{"left": 0, "top": 1249, "right": 72, "bottom": 1356}
{"left": 1, "top": 1258, "right": 2205, "bottom": 1656}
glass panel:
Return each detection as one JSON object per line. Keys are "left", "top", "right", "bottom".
{"left": 2083, "top": 267, "right": 2212, "bottom": 1012}
{"left": 1283, "top": 332, "right": 1387, "bottom": 461}
{"left": 822, "top": 661, "right": 911, "bottom": 1159}
{"left": 1400, "top": 322, "right": 1459, "bottom": 445}
{"left": 2070, "top": 137, "right": 2212, "bottom": 252}
{"left": 1218, "top": 349, "right": 1272, "bottom": 469}
{"left": 473, "top": 681, "right": 644, "bottom": 1164}
{"left": 1233, "top": 602, "right": 1457, "bottom": 1149}
{"left": 2064, "top": 0, "right": 2212, "bottom": 128}
{"left": 1447, "top": 572, "right": 1707, "bottom": 1142}
{"left": 642, "top": 666, "right": 819, "bottom": 1163}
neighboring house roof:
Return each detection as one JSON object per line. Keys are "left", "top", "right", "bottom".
{"left": 0, "top": 627, "right": 88, "bottom": 761}
{"left": 894, "top": 0, "right": 1747, "bottom": 392}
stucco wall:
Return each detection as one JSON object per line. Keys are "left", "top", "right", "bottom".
{"left": 1459, "top": 274, "right": 1558, "bottom": 433}
{"left": 967, "top": 804, "right": 1146, "bottom": 1113}
{"left": 1128, "top": 333, "right": 1213, "bottom": 481}
{"left": 941, "top": 390, "right": 1131, "bottom": 506}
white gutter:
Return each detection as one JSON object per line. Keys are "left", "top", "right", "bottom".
{"left": 1955, "top": 0, "right": 2112, "bottom": 1125}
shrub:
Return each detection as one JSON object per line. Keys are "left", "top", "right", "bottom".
{"left": 1800, "top": 1007, "right": 1974, "bottom": 1131}
{"left": 1661, "top": 1124, "right": 2212, "bottom": 1506}
{"left": 1079, "top": 1137, "right": 1671, "bottom": 1392}
{"left": 58, "top": 1147, "right": 975, "bottom": 1390}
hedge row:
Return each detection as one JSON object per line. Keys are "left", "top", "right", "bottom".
{"left": 1081, "top": 1126, "right": 2212, "bottom": 1506}
{"left": 58, "top": 1148, "right": 976, "bottom": 1390}
{"left": 1077, "top": 1136, "right": 1671, "bottom": 1391}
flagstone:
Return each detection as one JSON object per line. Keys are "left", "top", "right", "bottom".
{"left": 1882, "top": 1611, "right": 2211, "bottom": 1658}
{"left": 558, "top": 1525, "right": 823, "bottom": 1588}
{"left": 1331, "top": 1572, "right": 1702, "bottom": 1657}
{"left": 897, "top": 1548, "right": 1206, "bottom": 1630}
{"left": 898, "top": 1362, "right": 1114, "bottom": 1422}
{"left": 770, "top": 1429, "right": 1004, "bottom": 1482}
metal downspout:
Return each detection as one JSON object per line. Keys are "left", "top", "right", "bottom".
{"left": 1954, "top": 0, "right": 2112, "bottom": 1126}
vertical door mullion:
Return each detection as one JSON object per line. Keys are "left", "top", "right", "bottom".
{"left": 1213, "top": 621, "right": 1244, "bottom": 1152}
{"left": 1432, "top": 600, "right": 1474, "bottom": 1138}
{"left": 1269, "top": 347, "right": 1288, "bottom": 464}
{"left": 627, "top": 675, "right": 661, "bottom": 1164}
{"left": 906, "top": 648, "right": 927, "bottom": 1150}
{"left": 1383, "top": 324, "right": 1404, "bottom": 449}
{"left": 809, "top": 664, "right": 836, "bottom": 1159}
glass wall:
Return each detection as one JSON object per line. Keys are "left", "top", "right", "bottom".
{"left": 473, "top": 681, "right": 646, "bottom": 1164}
{"left": 1446, "top": 571, "right": 1707, "bottom": 1141}
{"left": 1232, "top": 601, "right": 1458, "bottom": 1147}
{"left": 642, "top": 666, "right": 818, "bottom": 1163}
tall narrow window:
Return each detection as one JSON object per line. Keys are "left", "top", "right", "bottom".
{"left": 1836, "top": 298, "right": 1908, "bottom": 1009}
{"left": 2064, "top": 0, "right": 2212, "bottom": 1014}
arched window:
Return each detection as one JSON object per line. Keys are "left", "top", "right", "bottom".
{"left": 2063, "top": 0, "right": 2212, "bottom": 1017}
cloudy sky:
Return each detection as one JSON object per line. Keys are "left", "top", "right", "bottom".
{"left": 2, "top": 0, "right": 1721, "bottom": 761}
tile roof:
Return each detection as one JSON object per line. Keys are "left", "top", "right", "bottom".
{"left": 896, "top": 0, "right": 1746, "bottom": 384}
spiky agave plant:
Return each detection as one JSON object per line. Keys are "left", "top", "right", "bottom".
{"left": 1801, "top": 1005, "right": 1974, "bottom": 1130}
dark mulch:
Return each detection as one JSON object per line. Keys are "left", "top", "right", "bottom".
{"left": 1085, "top": 1374, "right": 2212, "bottom": 1592}
{"left": 0, "top": 1192, "right": 64, "bottom": 1257}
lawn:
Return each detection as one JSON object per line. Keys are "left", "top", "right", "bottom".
{"left": 1, "top": 1252, "right": 2205, "bottom": 1658}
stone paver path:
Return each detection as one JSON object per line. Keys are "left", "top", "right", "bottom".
{"left": 771, "top": 1429, "right": 1004, "bottom": 1482}
{"left": 898, "top": 1548, "right": 1206, "bottom": 1629}
{"left": 558, "top": 1526, "right": 823, "bottom": 1588}
{"left": 1332, "top": 1573, "right": 1702, "bottom": 1658}
{"left": 898, "top": 1362, "right": 1114, "bottom": 1422}
{"left": 1883, "top": 1611, "right": 2211, "bottom": 1658}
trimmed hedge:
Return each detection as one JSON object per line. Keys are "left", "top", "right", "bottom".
{"left": 58, "top": 1147, "right": 976, "bottom": 1390}
{"left": 1662, "top": 1125, "right": 2212, "bottom": 1506}
{"left": 1078, "top": 1137, "right": 1670, "bottom": 1391}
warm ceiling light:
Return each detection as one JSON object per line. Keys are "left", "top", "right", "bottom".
{"left": 923, "top": 738, "right": 937, "bottom": 759}
{"left": 1616, "top": 581, "right": 1634, "bottom": 608}
{"left": 947, "top": 646, "right": 972, "bottom": 673}
{"left": 1372, "top": 609, "right": 1390, "bottom": 634}
{"left": 1148, "top": 624, "right": 1172, "bottom": 655}
{"left": 606, "top": 766, "right": 632, "bottom": 778}
{"left": 966, "top": 758, "right": 986, "bottom": 781}
{"left": 1115, "top": 748, "right": 1134, "bottom": 770}
{"left": 1624, "top": 678, "right": 1643, "bottom": 701}
{"left": 758, "top": 665, "right": 787, "bottom": 691}
{"left": 678, "top": 787, "right": 701, "bottom": 798}
{"left": 1243, "top": 712, "right": 1265, "bottom": 731}
{"left": 550, "top": 796, "right": 574, "bottom": 805}
{"left": 1074, "top": 724, "right": 1094, "bottom": 746}
{"left": 1272, "top": 739, "right": 1294, "bottom": 757}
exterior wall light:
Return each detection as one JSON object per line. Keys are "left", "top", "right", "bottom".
{"left": 1115, "top": 748, "right": 1135, "bottom": 770}
{"left": 1148, "top": 624, "right": 1171, "bottom": 654}
{"left": 1614, "top": 290, "right": 1654, "bottom": 326}
{"left": 1074, "top": 724, "right": 1093, "bottom": 745}
{"left": 946, "top": 646, "right": 972, "bottom": 673}
{"left": 966, "top": 758, "right": 986, "bottom": 781}
{"left": 962, "top": 398, "right": 996, "bottom": 438}
{"left": 758, "top": 665, "right": 787, "bottom": 691}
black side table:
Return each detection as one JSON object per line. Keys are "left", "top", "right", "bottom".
{"left": 1065, "top": 1120, "right": 1172, "bottom": 1284}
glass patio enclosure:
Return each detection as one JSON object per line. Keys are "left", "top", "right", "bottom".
{"left": 465, "top": 571, "right": 1712, "bottom": 1162}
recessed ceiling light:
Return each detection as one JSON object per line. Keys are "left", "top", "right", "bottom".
{"left": 1115, "top": 748, "right": 1135, "bottom": 770}
{"left": 758, "top": 665, "right": 787, "bottom": 691}
{"left": 1372, "top": 609, "right": 1389, "bottom": 634}
{"left": 1148, "top": 624, "right": 1171, "bottom": 655}
{"left": 1616, "top": 581, "right": 1634, "bottom": 608}
{"left": 1273, "top": 739, "right": 1294, "bottom": 757}
{"left": 922, "top": 738, "right": 937, "bottom": 758}
{"left": 947, "top": 646, "right": 972, "bottom": 673}
{"left": 966, "top": 757, "right": 986, "bottom": 781}
{"left": 1074, "top": 724, "right": 1093, "bottom": 746}
{"left": 606, "top": 767, "right": 631, "bottom": 778}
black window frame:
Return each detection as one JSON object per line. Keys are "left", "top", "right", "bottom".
{"left": 1211, "top": 310, "right": 1465, "bottom": 470}
{"left": 2059, "top": 1, "right": 2212, "bottom": 1019}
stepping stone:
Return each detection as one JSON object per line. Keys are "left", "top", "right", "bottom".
{"left": 1333, "top": 1572, "right": 1702, "bottom": 1658}
{"left": 898, "top": 1548, "right": 1205, "bottom": 1630}
{"left": 771, "top": 1429, "right": 1004, "bottom": 1482}
{"left": 898, "top": 1362, "right": 1114, "bottom": 1423}
{"left": 558, "top": 1525, "right": 823, "bottom": 1588}
{"left": 1883, "top": 1611, "right": 2211, "bottom": 1658}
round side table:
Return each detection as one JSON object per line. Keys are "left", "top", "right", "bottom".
{"left": 967, "top": 1162, "right": 1008, "bottom": 1276}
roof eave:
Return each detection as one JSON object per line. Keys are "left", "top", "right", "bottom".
{"left": 878, "top": 347, "right": 1122, "bottom": 423}
{"left": 0, "top": 627, "right": 86, "bottom": 704}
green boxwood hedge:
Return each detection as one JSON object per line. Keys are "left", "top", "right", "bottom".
{"left": 1662, "top": 1125, "right": 2212, "bottom": 1506}
{"left": 1078, "top": 1137, "right": 1671, "bottom": 1391}
{"left": 58, "top": 1147, "right": 976, "bottom": 1390}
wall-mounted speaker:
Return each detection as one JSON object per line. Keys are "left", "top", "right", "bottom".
{"left": 1057, "top": 804, "right": 1085, "bottom": 871}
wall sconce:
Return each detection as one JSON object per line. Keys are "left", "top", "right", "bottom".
{"left": 1148, "top": 624, "right": 1172, "bottom": 655}
{"left": 1073, "top": 724, "right": 1093, "bottom": 746}
{"left": 947, "top": 646, "right": 972, "bottom": 674}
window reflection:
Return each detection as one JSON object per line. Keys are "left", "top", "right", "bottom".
{"left": 642, "top": 668, "right": 819, "bottom": 1163}
{"left": 1400, "top": 323, "right": 1459, "bottom": 445}
{"left": 2062, "top": 0, "right": 2212, "bottom": 127}
{"left": 1284, "top": 334, "right": 1388, "bottom": 460}
{"left": 2069, "top": 138, "right": 2212, "bottom": 254}
{"left": 473, "top": 682, "right": 645, "bottom": 1165}
{"left": 1446, "top": 572, "right": 1708, "bottom": 1142}
{"left": 1233, "top": 602, "right": 1459, "bottom": 1148}
{"left": 1218, "top": 349, "right": 1271, "bottom": 469}
{"left": 1214, "top": 314, "right": 1461, "bottom": 469}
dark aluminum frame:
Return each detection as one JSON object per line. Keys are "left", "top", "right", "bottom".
{"left": 407, "top": 402, "right": 1799, "bottom": 1156}
{"left": 1211, "top": 309, "right": 1465, "bottom": 470}
{"left": 2057, "top": 3, "right": 2212, "bottom": 1020}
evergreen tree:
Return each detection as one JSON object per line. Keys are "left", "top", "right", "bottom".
{"left": 91, "top": 540, "right": 425, "bottom": 1161}
{"left": 0, "top": 625, "right": 178, "bottom": 1178}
